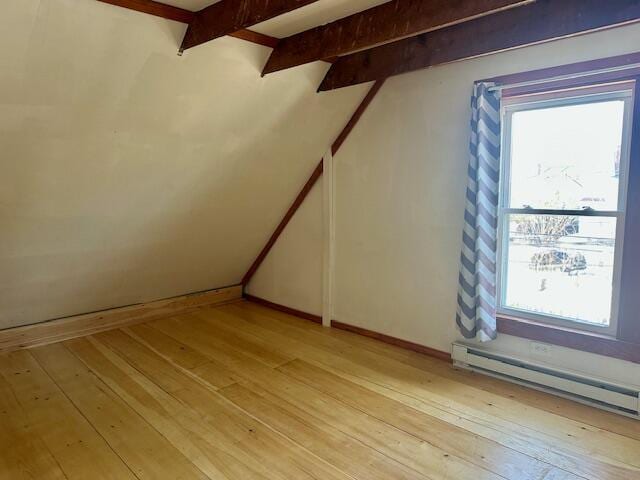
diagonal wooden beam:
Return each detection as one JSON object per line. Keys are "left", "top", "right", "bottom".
{"left": 241, "top": 161, "right": 324, "bottom": 288}
{"left": 181, "top": 0, "right": 320, "bottom": 51}
{"left": 241, "top": 79, "right": 386, "bottom": 286}
{"left": 318, "top": 0, "right": 640, "bottom": 91}
{"left": 96, "top": 0, "right": 279, "bottom": 49}
{"left": 262, "top": 0, "right": 532, "bottom": 75}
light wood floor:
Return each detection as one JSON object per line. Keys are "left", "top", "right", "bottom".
{"left": 2, "top": 301, "right": 639, "bottom": 480}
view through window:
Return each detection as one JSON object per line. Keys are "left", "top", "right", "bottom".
{"left": 498, "top": 85, "right": 633, "bottom": 333}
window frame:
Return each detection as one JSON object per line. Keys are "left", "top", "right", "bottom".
{"left": 496, "top": 84, "right": 635, "bottom": 336}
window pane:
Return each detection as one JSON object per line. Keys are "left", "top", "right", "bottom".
{"left": 509, "top": 100, "right": 625, "bottom": 211}
{"left": 503, "top": 214, "right": 616, "bottom": 326}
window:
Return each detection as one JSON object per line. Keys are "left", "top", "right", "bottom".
{"left": 498, "top": 83, "right": 635, "bottom": 335}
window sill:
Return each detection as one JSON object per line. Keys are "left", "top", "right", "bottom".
{"left": 496, "top": 315, "right": 640, "bottom": 364}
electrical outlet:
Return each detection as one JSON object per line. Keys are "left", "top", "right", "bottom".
{"left": 530, "top": 341, "right": 553, "bottom": 356}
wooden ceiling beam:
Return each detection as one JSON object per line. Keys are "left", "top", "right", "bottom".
{"left": 318, "top": 0, "right": 640, "bottom": 91}
{"left": 262, "top": 0, "right": 532, "bottom": 75}
{"left": 228, "top": 29, "right": 280, "bottom": 49}
{"left": 96, "top": 0, "right": 279, "bottom": 49}
{"left": 181, "top": 0, "right": 320, "bottom": 51}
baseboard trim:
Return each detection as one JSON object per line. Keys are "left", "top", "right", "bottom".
{"left": 0, "top": 285, "right": 243, "bottom": 352}
{"left": 243, "top": 294, "right": 322, "bottom": 324}
{"left": 331, "top": 320, "right": 452, "bottom": 363}
{"left": 242, "top": 294, "right": 451, "bottom": 363}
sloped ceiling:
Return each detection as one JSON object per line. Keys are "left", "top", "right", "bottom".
{"left": 0, "top": 0, "right": 369, "bottom": 329}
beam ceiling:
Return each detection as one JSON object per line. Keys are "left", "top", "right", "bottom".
{"left": 262, "top": 0, "right": 532, "bottom": 75}
{"left": 181, "top": 0, "right": 321, "bottom": 51}
{"left": 318, "top": 0, "right": 640, "bottom": 91}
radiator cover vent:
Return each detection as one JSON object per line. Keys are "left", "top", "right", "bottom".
{"left": 451, "top": 343, "right": 640, "bottom": 418}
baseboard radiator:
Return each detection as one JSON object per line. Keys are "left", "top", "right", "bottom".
{"left": 451, "top": 343, "right": 640, "bottom": 418}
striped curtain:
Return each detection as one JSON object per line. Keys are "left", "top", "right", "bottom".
{"left": 456, "top": 82, "right": 501, "bottom": 342}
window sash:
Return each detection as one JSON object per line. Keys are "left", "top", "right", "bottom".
{"left": 500, "top": 89, "right": 634, "bottom": 214}
{"left": 497, "top": 212, "right": 624, "bottom": 334}
{"left": 501, "top": 208, "right": 622, "bottom": 217}
{"left": 497, "top": 85, "right": 635, "bottom": 336}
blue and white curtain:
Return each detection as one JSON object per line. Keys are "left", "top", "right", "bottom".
{"left": 456, "top": 82, "right": 501, "bottom": 342}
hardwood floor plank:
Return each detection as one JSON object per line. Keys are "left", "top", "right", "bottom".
{"left": 124, "top": 323, "right": 239, "bottom": 389}
{"left": 227, "top": 303, "right": 640, "bottom": 465}
{"left": 214, "top": 304, "right": 640, "bottom": 479}
{"left": 0, "top": 350, "right": 136, "bottom": 480}
{"left": 219, "top": 383, "right": 428, "bottom": 480}
{"left": 222, "top": 378, "right": 508, "bottom": 480}
{"left": 187, "top": 313, "right": 582, "bottom": 480}
{"left": 151, "top": 315, "right": 279, "bottom": 379}
{"left": 0, "top": 369, "right": 68, "bottom": 480}
{"left": 400, "top": 352, "right": 640, "bottom": 442}
{"left": 190, "top": 310, "right": 294, "bottom": 368}
{"left": 234, "top": 302, "right": 640, "bottom": 442}
{"left": 65, "top": 335, "right": 270, "bottom": 480}
{"left": 153, "top": 314, "right": 525, "bottom": 480}
{"left": 93, "top": 329, "right": 353, "bottom": 480}
{"left": 4, "top": 302, "right": 637, "bottom": 480}
{"left": 277, "top": 359, "right": 582, "bottom": 480}
{"left": 125, "top": 323, "right": 209, "bottom": 369}
{"left": 318, "top": 354, "right": 640, "bottom": 480}
{"left": 30, "top": 343, "right": 211, "bottom": 480}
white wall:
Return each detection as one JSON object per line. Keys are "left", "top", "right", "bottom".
{"left": 246, "top": 179, "right": 324, "bottom": 316}
{"left": 252, "top": 24, "right": 640, "bottom": 386}
{"left": 0, "top": 0, "right": 368, "bottom": 328}
{"left": 336, "top": 25, "right": 640, "bottom": 387}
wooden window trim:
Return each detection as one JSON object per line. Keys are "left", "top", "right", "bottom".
{"left": 618, "top": 75, "right": 640, "bottom": 345}
{"left": 483, "top": 51, "right": 640, "bottom": 97}
{"left": 497, "top": 315, "right": 640, "bottom": 364}
{"left": 491, "top": 54, "right": 640, "bottom": 361}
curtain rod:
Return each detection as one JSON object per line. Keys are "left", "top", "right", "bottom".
{"left": 487, "top": 62, "right": 640, "bottom": 92}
